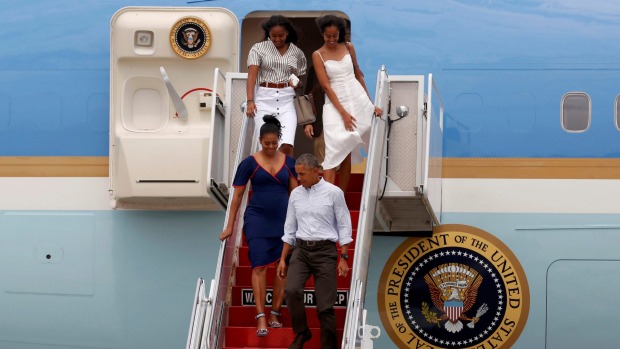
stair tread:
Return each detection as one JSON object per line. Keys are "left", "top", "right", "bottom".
{"left": 233, "top": 267, "right": 352, "bottom": 288}
{"left": 224, "top": 327, "right": 343, "bottom": 348}
{"left": 226, "top": 306, "right": 346, "bottom": 327}
{"left": 237, "top": 246, "right": 355, "bottom": 267}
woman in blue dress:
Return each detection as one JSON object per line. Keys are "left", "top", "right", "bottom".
{"left": 220, "top": 115, "right": 298, "bottom": 337}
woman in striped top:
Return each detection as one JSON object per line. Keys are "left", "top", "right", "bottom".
{"left": 246, "top": 15, "right": 308, "bottom": 157}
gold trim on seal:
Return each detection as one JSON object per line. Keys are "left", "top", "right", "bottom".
{"left": 378, "top": 224, "right": 530, "bottom": 349}
{"left": 170, "top": 16, "right": 212, "bottom": 59}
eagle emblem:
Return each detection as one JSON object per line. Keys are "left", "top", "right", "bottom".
{"left": 170, "top": 17, "right": 212, "bottom": 59}
{"left": 422, "top": 263, "right": 488, "bottom": 333}
{"left": 182, "top": 28, "right": 201, "bottom": 49}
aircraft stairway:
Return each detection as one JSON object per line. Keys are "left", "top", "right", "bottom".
{"left": 186, "top": 108, "right": 368, "bottom": 348}
{"left": 186, "top": 68, "right": 443, "bottom": 349}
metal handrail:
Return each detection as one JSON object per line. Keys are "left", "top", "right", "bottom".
{"left": 341, "top": 67, "right": 389, "bottom": 348}
{"left": 186, "top": 71, "right": 255, "bottom": 349}
{"left": 200, "top": 114, "right": 255, "bottom": 349}
{"left": 186, "top": 278, "right": 206, "bottom": 349}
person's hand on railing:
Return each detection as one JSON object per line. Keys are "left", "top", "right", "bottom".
{"left": 374, "top": 106, "right": 383, "bottom": 117}
{"left": 219, "top": 227, "right": 233, "bottom": 241}
{"left": 246, "top": 100, "right": 256, "bottom": 117}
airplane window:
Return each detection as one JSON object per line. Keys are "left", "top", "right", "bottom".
{"left": 615, "top": 95, "right": 620, "bottom": 131}
{"left": 561, "top": 92, "right": 590, "bottom": 132}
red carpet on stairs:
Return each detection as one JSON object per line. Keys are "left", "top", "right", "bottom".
{"left": 221, "top": 173, "right": 364, "bottom": 349}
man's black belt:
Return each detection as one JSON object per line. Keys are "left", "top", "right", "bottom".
{"left": 295, "top": 239, "right": 335, "bottom": 248}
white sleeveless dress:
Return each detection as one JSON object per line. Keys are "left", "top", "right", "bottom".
{"left": 319, "top": 53, "right": 374, "bottom": 170}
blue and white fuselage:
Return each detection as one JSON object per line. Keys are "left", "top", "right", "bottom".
{"left": 0, "top": 1, "right": 619, "bottom": 348}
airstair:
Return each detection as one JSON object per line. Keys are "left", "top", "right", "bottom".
{"left": 108, "top": 8, "right": 443, "bottom": 347}
{"left": 186, "top": 67, "right": 443, "bottom": 349}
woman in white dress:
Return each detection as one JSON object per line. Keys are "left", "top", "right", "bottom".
{"left": 312, "top": 15, "right": 382, "bottom": 192}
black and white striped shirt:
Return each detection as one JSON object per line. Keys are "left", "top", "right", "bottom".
{"left": 248, "top": 40, "right": 307, "bottom": 84}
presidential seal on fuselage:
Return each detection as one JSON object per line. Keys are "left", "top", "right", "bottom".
{"left": 378, "top": 225, "right": 529, "bottom": 349}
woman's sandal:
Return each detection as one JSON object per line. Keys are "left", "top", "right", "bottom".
{"left": 256, "top": 313, "right": 269, "bottom": 337}
{"left": 268, "top": 309, "right": 283, "bottom": 328}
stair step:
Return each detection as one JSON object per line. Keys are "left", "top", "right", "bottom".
{"left": 234, "top": 266, "right": 352, "bottom": 288}
{"left": 224, "top": 327, "right": 343, "bottom": 348}
{"left": 238, "top": 246, "right": 355, "bottom": 267}
{"left": 226, "top": 306, "right": 346, "bottom": 327}
{"left": 350, "top": 210, "right": 359, "bottom": 227}
{"left": 345, "top": 191, "right": 362, "bottom": 210}
{"left": 340, "top": 173, "right": 364, "bottom": 192}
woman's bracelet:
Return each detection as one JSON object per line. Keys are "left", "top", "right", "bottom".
{"left": 247, "top": 100, "right": 254, "bottom": 103}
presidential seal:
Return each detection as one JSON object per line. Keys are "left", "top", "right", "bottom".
{"left": 170, "top": 16, "right": 212, "bottom": 59}
{"left": 378, "top": 225, "right": 529, "bottom": 349}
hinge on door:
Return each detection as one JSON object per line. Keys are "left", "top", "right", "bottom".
{"left": 215, "top": 96, "right": 225, "bottom": 116}
{"left": 423, "top": 102, "right": 428, "bottom": 118}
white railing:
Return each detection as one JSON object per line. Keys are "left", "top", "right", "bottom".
{"left": 358, "top": 309, "right": 381, "bottom": 349}
{"left": 422, "top": 74, "right": 444, "bottom": 225}
{"left": 343, "top": 279, "right": 363, "bottom": 348}
{"left": 186, "top": 100, "right": 256, "bottom": 349}
{"left": 341, "top": 115, "right": 387, "bottom": 348}
{"left": 341, "top": 68, "right": 389, "bottom": 348}
{"left": 186, "top": 278, "right": 207, "bottom": 349}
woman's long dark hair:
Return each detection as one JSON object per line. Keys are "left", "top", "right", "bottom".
{"left": 262, "top": 15, "right": 299, "bottom": 44}
{"left": 316, "top": 15, "right": 347, "bottom": 43}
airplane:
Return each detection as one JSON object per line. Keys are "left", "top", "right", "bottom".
{"left": 1, "top": 1, "right": 620, "bottom": 349}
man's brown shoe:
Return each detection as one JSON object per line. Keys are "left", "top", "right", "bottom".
{"left": 288, "top": 329, "right": 312, "bottom": 349}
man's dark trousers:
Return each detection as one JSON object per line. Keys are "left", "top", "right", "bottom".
{"left": 285, "top": 242, "right": 338, "bottom": 349}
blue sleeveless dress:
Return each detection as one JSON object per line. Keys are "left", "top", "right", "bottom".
{"left": 233, "top": 155, "right": 297, "bottom": 268}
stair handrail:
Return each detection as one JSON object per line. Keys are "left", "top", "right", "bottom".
{"left": 343, "top": 279, "right": 363, "bottom": 348}
{"left": 341, "top": 98, "right": 388, "bottom": 347}
{"left": 203, "top": 113, "right": 255, "bottom": 349}
{"left": 186, "top": 92, "right": 256, "bottom": 349}
{"left": 187, "top": 67, "right": 236, "bottom": 349}
{"left": 186, "top": 278, "right": 207, "bottom": 349}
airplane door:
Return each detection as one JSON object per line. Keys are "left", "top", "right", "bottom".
{"left": 109, "top": 7, "right": 239, "bottom": 209}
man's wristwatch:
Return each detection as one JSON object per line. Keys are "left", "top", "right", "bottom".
{"left": 340, "top": 253, "right": 349, "bottom": 260}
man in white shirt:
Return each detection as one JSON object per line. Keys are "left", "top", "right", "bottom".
{"left": 277, "top": 153, "right": 352, "bottom": 349}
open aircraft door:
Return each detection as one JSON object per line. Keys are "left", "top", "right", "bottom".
{"left": 372, "top": 72, "right": 442, "bottom": 233}
{"left": 109, "top": 7, "right": 239, "bottom": 209}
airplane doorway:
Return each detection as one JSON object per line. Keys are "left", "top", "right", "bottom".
{"left": 240, "top": 11, "right": 349, "bottom": 158}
